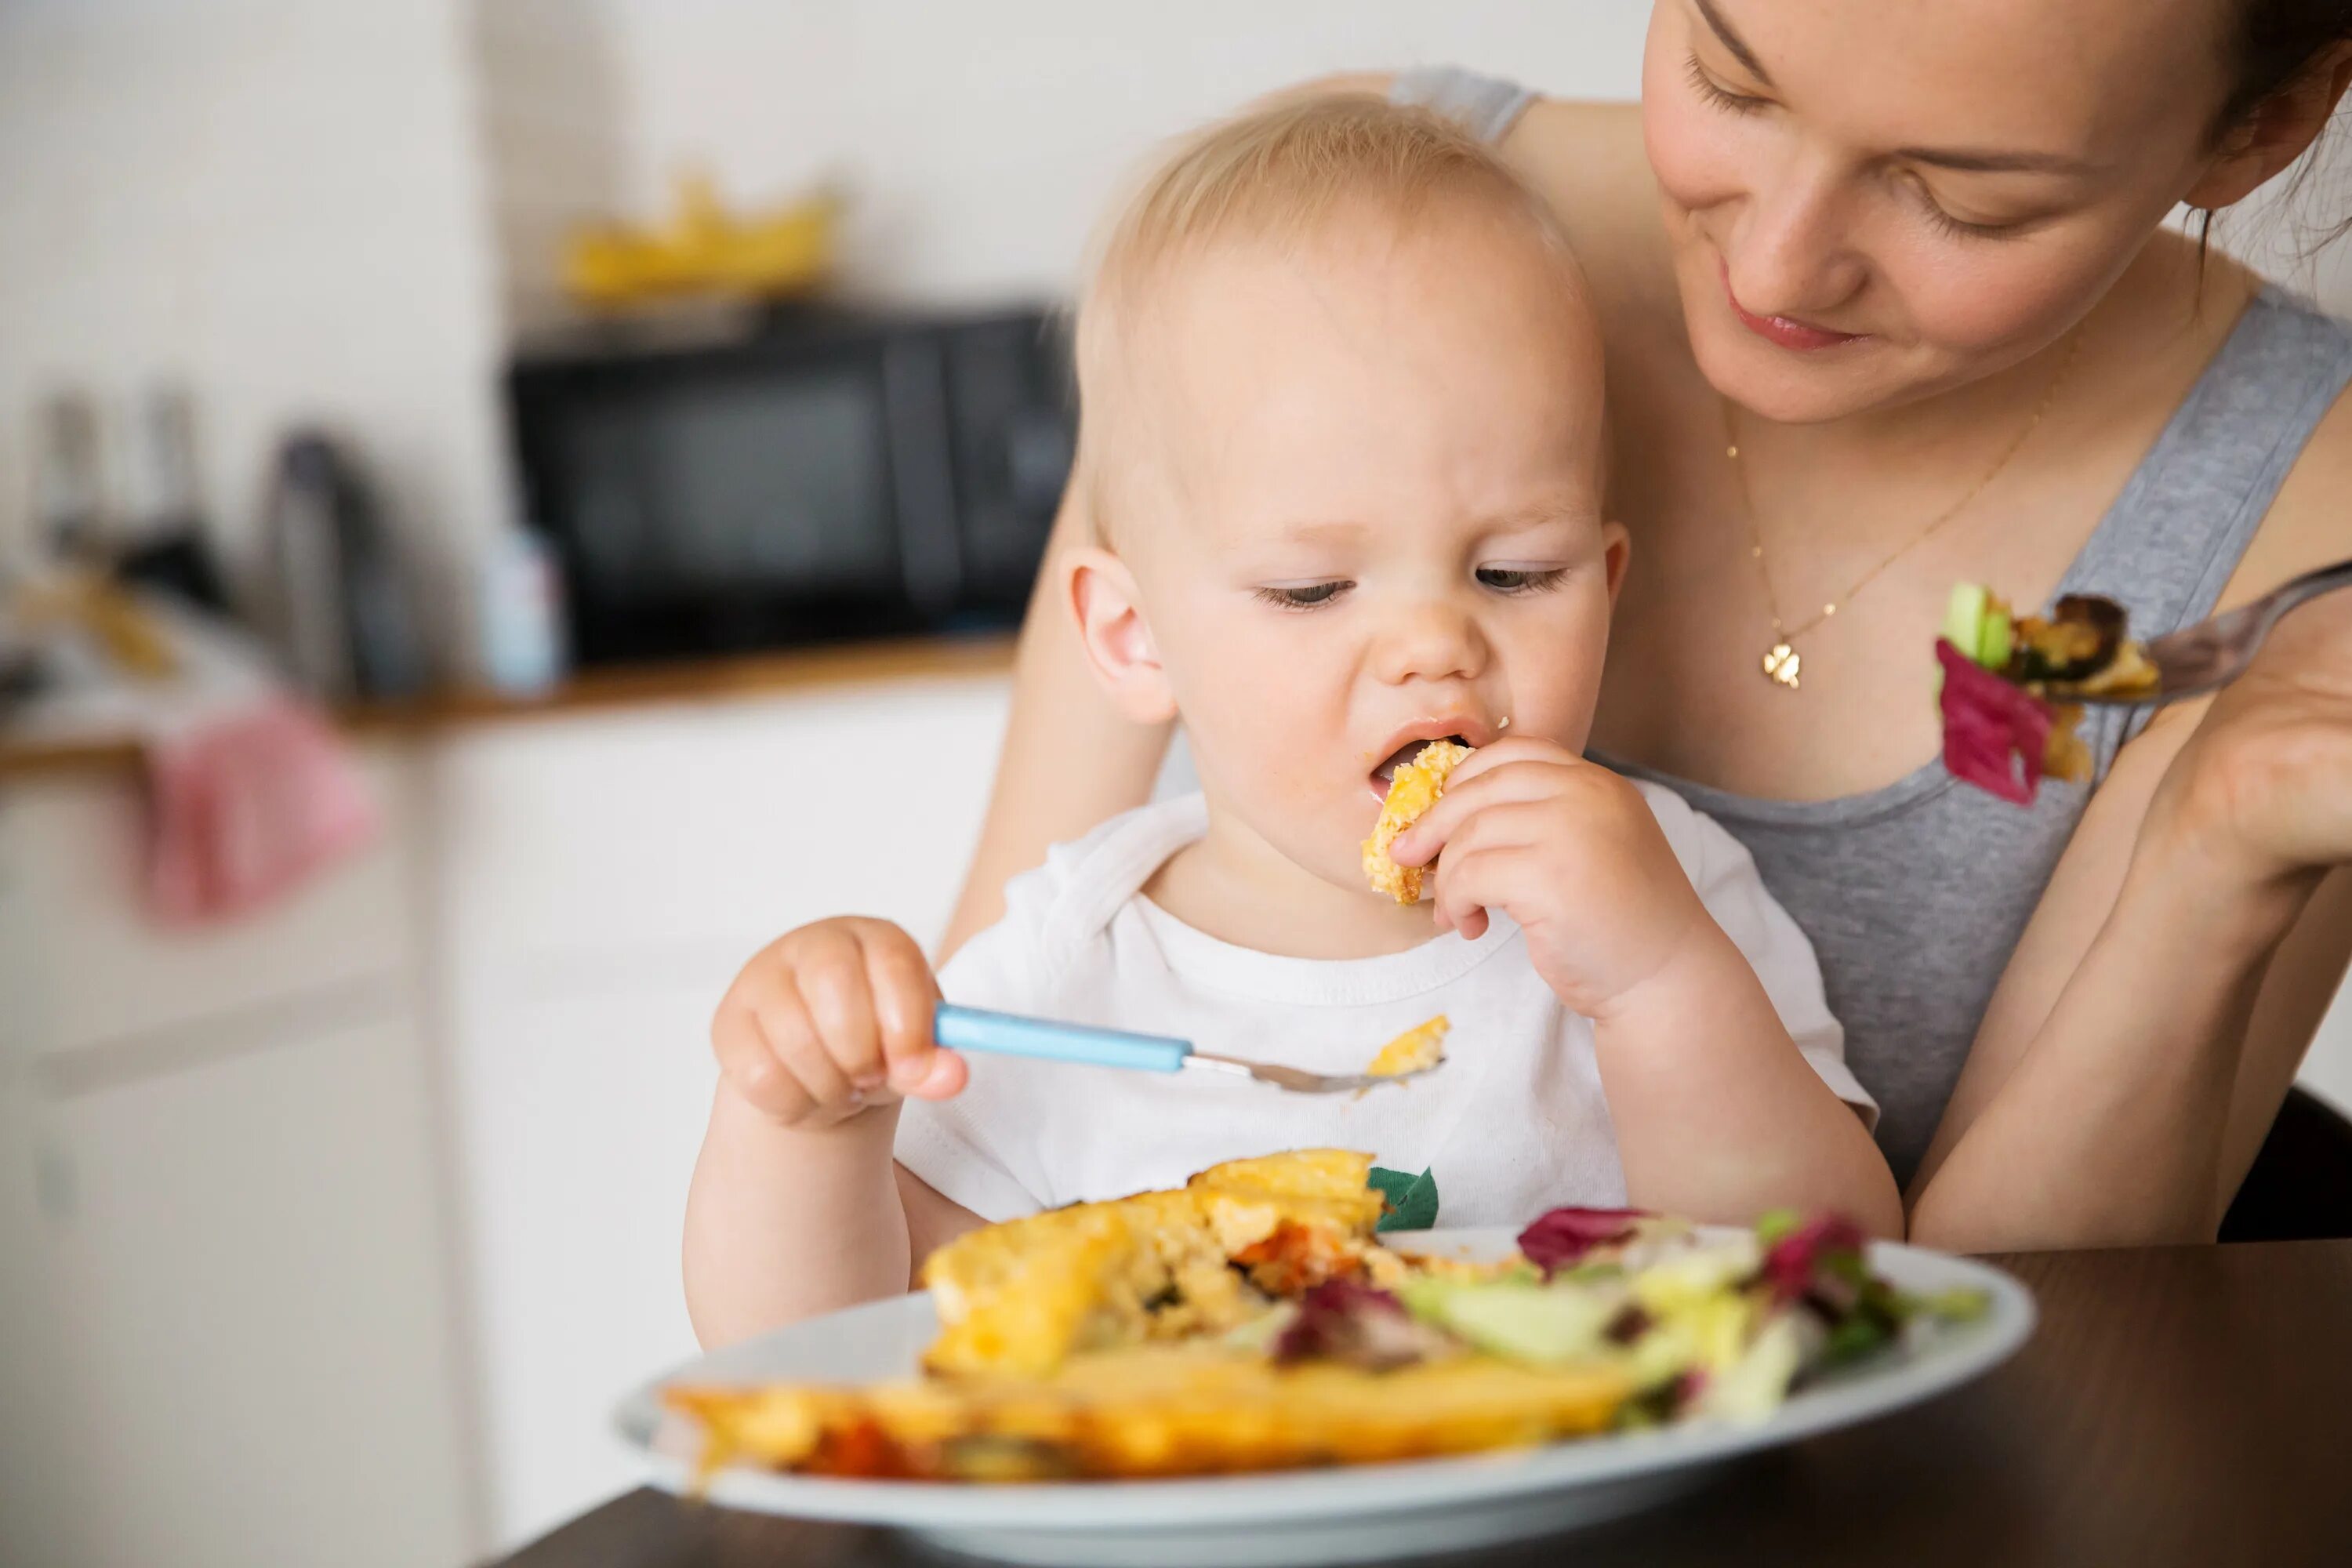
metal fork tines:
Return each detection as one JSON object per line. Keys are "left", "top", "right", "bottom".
{"left": 2072, "top": 556, "right": 2352, "bottom": 707}
{"left": 1180, "top": 1051, "right": 1436, "bottom": 1095}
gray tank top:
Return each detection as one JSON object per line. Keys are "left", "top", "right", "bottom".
{"left": 1395, "top": 66, "right": 2352, "bottom": 1181}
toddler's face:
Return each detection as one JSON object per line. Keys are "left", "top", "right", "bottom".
{"left": 1080, "top": 203, "right": 1623, "bottom": 895}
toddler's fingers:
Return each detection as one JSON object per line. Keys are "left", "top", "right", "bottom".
{"left": 712, "top": 998, "right": 816, "bottom": 1123}
{"left": 1431, "top": 841, "right": 1528, "bottom": 941}
{"left": 1391, "top": 754, "right": 1575, "bottom": 866}
{"left": 901, "top": 1047, "right": 968, "bottom": 1101}
{"left": 794, "top": 933, "right": 889, "bottom": 1090}
{"left": 762, "top": 988, "right": 861, "bottom": 1111}
{"left": 855, "top": 922, "right": 944, "bottom": 1088}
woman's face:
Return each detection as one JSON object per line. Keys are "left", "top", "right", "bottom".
{"left": 1642, "top": 0, "right": 2240, "bottom": 423}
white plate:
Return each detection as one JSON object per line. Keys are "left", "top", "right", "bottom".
{"left": 614, "top": 1228, "right": 2034, "bottom": 1567}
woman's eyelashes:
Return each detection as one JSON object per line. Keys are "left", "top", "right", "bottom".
{"left": 1683, "top": 51, "right": 1768, "bottom": 116}
{"left": 1682, "top": 48, "right": 2034, "bottom": 245}
{"left": 1904, "top": 177, "right": 2028, "bottom": 243}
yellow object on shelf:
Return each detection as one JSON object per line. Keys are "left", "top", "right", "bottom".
{"left": 564, "top": 172, "right": 841, "bottom": 309}
{"left": 9, "top": 570, "right": 177, "bottom": 681}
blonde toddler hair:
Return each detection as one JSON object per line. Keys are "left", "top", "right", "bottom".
{"left": 1073, "top": 93, "right": 1587, "bottom": 543}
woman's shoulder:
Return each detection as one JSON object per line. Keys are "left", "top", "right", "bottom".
{"left": 2212, "top": 277, "right": 2352, "bottom": 608}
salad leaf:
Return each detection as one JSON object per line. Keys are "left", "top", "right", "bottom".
{"left": 1759, "top": 1214, "right": 1868, "bottom": 1306}
{"left": 1936, "top": 639, "right": 2054, "bottom": 804}
{"left": 1399, "top": 1277, "right": 1623, "bottom": 1365}
{"left": 1517, "top": 1206, "right": 1649, "bottom": 1276}
{"left": 1269, "top": 1277, "right": 1437, "bottom": 1370}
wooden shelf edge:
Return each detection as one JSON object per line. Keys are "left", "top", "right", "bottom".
{"left": 0, "top": 633, "right": 1018, "bottom": 782}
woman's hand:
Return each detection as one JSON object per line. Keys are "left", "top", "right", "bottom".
{"left": 2146, "top": 583, "right": 2352, "bottom": 886}
{"left": 1388, "top": 739, "right": 1710, "bottom": 1018}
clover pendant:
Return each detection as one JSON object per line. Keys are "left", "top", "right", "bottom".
{"left": 1762, "top": 641, "right": 1802, "bottom": 688}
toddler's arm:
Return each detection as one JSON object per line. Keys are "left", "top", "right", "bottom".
{"left": 1587, "top": 929, "right": 1902, "bottom": 1237}
{"left": 683, "top": 917, "right": 979, "bottom": 1348}
{"left": 1391, "top": 742, "right": 1903, "bottom": 1236}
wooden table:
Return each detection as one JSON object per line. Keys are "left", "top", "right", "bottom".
{"left": 495, "top": 1241, "right": 2352, "bottom": 1568}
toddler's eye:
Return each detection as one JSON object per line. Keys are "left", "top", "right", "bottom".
{"left": 1254, "top": 581, "right": 1352, "bottom": 610}
{"left": 1476, "top": 566, "right": 1568, "bottom": 594}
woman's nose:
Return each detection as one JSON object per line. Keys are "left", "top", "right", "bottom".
{"left": 1371, "top": 599, "right": 1487, "bottom": 687}
{"left": 1725, "top": 151, "right": 1867, "bottom": 320}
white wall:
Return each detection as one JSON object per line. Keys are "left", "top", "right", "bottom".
{"left": 0, "top": 0, "right": 510, "bottom": 671}
{"left": 576, "top": 0, "right": 1651, "bottom": 304}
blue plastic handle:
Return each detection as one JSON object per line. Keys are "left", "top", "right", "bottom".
{"left": 932, "top": 1002, "right": 1192, "bottom": 1073}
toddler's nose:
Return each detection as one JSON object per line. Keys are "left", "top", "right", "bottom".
{"left": 1370, "top": 599, "right": 1486, "bottom": 687}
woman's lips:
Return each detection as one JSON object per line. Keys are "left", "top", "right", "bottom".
{"left": 1722, "top": 263, "right": 1865, "bottom": 352}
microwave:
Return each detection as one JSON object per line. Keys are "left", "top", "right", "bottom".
{"left": 506, "top": 306, "right": 1075, "bottom": 666}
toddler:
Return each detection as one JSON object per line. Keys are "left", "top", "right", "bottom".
{"left": 684, "top": 97, "right": 1900, "bottom": 1347}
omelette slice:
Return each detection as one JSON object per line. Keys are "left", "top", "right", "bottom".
{"left": 919, "top": 1150, "right": 1388, "bottom": 1378}
{"left": 667, "top": 1344, "right": 1631, "bottom": 1481}
{"left": 1363, "top": 740, "right": 1471, "bottom": 903}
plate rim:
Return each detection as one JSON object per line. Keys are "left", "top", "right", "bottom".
{"left": 614, "top": 1228, "right": 2036, "bottom": 1530}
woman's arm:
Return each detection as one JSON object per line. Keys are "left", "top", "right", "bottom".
{"left": 1909, "top": 407, "right": 2352, "bottom": 1251}
{"left": 939, "top": 488, "right": 1171, "bottom": 961}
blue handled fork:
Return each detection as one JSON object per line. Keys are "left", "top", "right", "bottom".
{"left": 931, "top": 1003, "right": 1438, "bottom": 1095}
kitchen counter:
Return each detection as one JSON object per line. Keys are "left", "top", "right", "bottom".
{"left": 0, "top": 633, "right": 1017, "bottom": 781}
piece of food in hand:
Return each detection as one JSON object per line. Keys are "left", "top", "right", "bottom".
{"left": 1363, "top": 740, "right": 1472, "bottom": 902}
{"left": 667, "top": 1176, "right": 1990, "bottom": 1483}
{"left": 1936, "top": 583, "right": 2158, "bottom": 803}
{"left": 1366, "top": 1014, "right": 1449, "bottom": 1078}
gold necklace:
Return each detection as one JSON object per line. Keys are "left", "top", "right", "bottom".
{"left": 1724, "top": 328, "right": 2085, "bottom": 690}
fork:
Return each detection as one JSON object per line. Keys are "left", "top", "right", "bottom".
{"left": 931, "top": 1003, "right": 1439, "bottom": 1095}
{"left": 2073, "top": 556, "right": 2352, "bottom": 706}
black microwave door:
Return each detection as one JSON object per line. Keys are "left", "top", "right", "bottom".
{"left": 942, "top": 314, "right": 1076, "bottom": 613}
{"left": 517, "top": 348, "right": 920, "bottom": 664}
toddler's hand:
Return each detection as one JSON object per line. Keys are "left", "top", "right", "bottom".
{"left": 710, "top": 916, "right": 964, "bottom": 1128}
{"left": 1388, "top": 740, "right": 1710, "bottom": 1017}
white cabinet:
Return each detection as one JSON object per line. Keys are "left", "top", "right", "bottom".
{"left": 430, "top": 672, "right": 1010, "bottom": 1549}
{"left": 6, "top": 1017, "right": 474, "bottom": 1568}
{"left": 0, "top": 750, "right": 477, "bottom": 1568}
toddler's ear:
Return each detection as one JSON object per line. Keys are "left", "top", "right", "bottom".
{"left": 1601, "top": 520, "right": 1632, "bottom": 608}
{"left": 1065, "top": 546, "right": 1178, "bottom": 724}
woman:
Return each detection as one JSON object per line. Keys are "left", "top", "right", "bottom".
{"left": 944, "top": 0, "right": 2352, "bottom": 1251}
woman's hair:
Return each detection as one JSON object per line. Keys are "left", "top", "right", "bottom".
{"left": 2219, "top": 0, "right": 2352, "bottom": 136}
{"left": 2211, "top": 2, "right": 2352, "bottom": 254}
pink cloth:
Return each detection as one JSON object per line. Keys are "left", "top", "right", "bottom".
{"left": 143, "top": 695, "right": 378, "bottom": 924}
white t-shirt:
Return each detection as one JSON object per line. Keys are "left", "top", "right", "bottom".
{"left": 898, "top": 785, "right": 1873, "bottom": 1228}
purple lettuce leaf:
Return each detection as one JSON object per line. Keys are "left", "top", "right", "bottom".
{"left": 1517, "top": 1206, "right": 1650, "bottom": 1276}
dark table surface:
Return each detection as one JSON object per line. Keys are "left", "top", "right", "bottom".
{"left": 495, "top": 1240, "right": 2352, "bottom": 1568}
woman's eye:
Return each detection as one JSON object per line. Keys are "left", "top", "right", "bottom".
{"left": 1907, "top": 177, "right": 2025, "bottom": 242}
{"left": 1254, "top": 581, "right": 1352, "bottom": 609}
{"left": 1683, "top": 51, "right": 1768, "bottom": 115}
{"left": 1476, "top": 566, "right": 1568, "bottom": 594}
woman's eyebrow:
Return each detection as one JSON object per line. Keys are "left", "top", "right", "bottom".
{"left": 1694, "top": 0, "right": 1774, "bottom": 87}
{"left": 1896, "top": 146, "right": 2106, "bottom": 177}
{"left": 1697, "top": 2, "right": 2102, "bottom": 180}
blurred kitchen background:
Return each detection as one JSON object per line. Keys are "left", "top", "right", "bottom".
{"left": 2, "top": 4, "right": 2348, "bottom": 1566}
